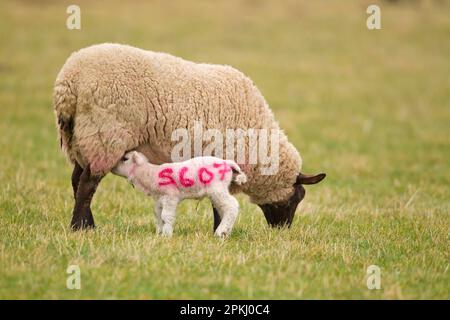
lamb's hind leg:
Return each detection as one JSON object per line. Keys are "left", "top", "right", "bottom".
{"left": 154, "top": 199, "right": 164, "bottom": 234}
{"left": 211, "top": 193, "right": 239, "bottom": 238}
{"left": 71, "top": 165, "right": 103, "bottom": 230}
{"left": 159, "top": 197, "right": 179, "bottom": 237}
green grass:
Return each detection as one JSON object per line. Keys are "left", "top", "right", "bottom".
{"left": 0, "top": 0, "right": 449, "bottom": 299}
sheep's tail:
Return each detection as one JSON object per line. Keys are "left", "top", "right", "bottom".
{"left": 226, "top": 160, "right": 247, "bottom": 185}
{"left": 53, "top": 79, "right": 77, "bottom": 164}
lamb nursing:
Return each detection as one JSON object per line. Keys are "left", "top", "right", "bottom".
{"left": 113, "top": 151, "right": 247, "bottom": 237}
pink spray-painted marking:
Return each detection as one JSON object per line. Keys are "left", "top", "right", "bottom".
{"left": 158, "top": 168, "right": 176, "bottom": 186}
{"left": 213, "top": 161, "right": 232, "bottom": 180}
{"left": 198, "top": 167, "right": 214, "bottom": 185}
{"left": 179, "top": 166, "right": 195, "bottom": 187}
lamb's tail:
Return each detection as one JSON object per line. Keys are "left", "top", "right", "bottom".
{"left": 53, "top": 79, "right": 77, "bottom": 164}
{"left": 226, "top": 160, "right": 247, "bottom": 185}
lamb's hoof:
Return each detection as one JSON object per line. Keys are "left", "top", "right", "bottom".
{"left": 161, "top": 226, "right": 173, "bottom": 237}
{"left": 214, "top": 229, "right": 230, "bottom": 238}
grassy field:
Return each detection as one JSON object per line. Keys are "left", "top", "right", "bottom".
{"left": 0, "top": 0, "right": 449, "bottom": 299}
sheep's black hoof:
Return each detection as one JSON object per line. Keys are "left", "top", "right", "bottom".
{"left": 71, "top": 223, "right": 96, "bottom": 231}
{"left": 70, "top": 219, "right": 96, "bottom": 231}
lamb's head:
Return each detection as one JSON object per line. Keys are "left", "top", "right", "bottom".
{"left": 112, "top": 151, "right": 148, "bottom": 178}
{"left": 258, "top": 172, "right": 326, "bottom": 227}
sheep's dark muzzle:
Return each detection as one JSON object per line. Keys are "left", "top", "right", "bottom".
{"left": 258, "top": 185, "right": 305, "bottom": 228}
{"left": 258, "top": 172, "right": 326, "bottom": 227}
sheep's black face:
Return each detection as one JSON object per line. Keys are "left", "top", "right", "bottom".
{"left": 258, "top": 172, "right": 326, "bottom": 228}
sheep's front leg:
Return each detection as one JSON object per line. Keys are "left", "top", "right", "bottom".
{"left": 154, "top": 199, "right": 164, "bottom": 234}
{"left": 160, "top": 197, "right": 179, "bottom": 237}
{"left": 211, "top": 193, "right": 239, "bottom": 238}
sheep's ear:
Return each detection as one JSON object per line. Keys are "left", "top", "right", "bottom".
{"left": 295, "top": 172, "right": 326, "bottom": 185}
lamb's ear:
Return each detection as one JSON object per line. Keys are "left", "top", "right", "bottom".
{"left": 295, "top": 172, "right": 326, "bottom": 185}
{"left": 131, "top": 151, "right": 141, "bottom": 164}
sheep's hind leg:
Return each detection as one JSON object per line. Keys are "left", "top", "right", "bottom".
{"left": 71, "top": 162, "right": 94, "bottom": 227}
{"left": 211, "top": 193, "right": 239, "bottom": 238}
{"left": 71, "top": 165, "right": 103, "bottom": 230}
{"left": 160, "top": 197, "right": 179, "bottom": 237}
{"left": 71, "top": 162, "right": 83, "bottom": 197}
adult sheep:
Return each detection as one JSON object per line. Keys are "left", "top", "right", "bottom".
{"left": 53, "top": 43, "right": 325, "bottom": 231}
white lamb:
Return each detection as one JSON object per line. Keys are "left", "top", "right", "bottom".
{"left": 113, "top": 151, "right": 247, "bottom": 237}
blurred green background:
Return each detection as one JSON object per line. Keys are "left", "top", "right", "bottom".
{"left": 0, "top": 0, "right": 448, "bottom": 299}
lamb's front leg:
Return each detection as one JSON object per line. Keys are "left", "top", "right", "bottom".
{"left": 159, "top": 196, "right": 179, "bottom": 237}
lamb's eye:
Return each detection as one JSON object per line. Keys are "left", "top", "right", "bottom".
{"left": 122, "top": 156, "right": 129, "bottom": 161}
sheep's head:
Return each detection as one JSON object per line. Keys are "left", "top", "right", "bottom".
{"left": 112, "top": 151, "right": 148, "bottom": 178}
{"left": 258, "top": 172, "right": 326, "bottom": 227}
